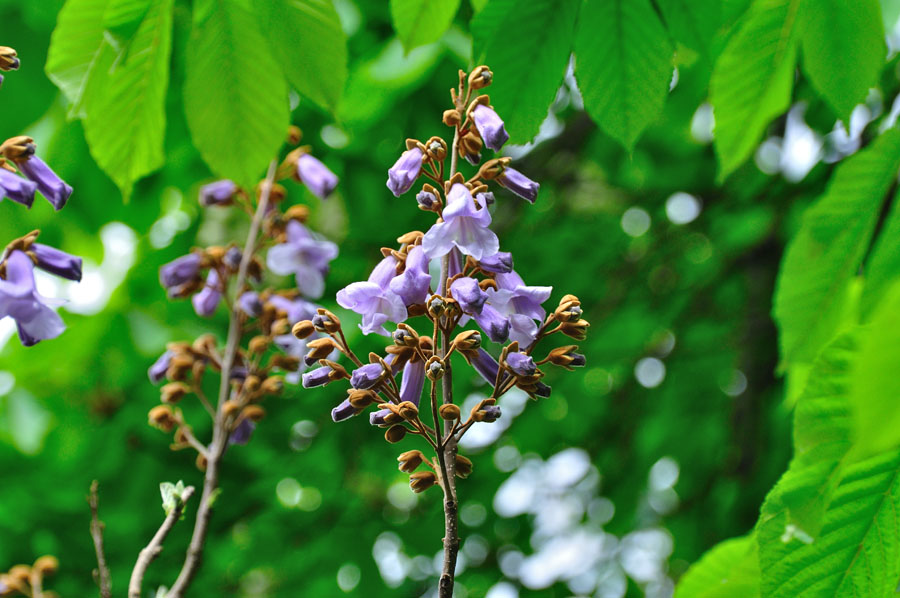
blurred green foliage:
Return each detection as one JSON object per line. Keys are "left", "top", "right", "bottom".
{"left": 3, "top": 0, "right": 900, "bottom": 597}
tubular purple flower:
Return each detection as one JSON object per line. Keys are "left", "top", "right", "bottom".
{"left": 422, "top": 183, "right": 499, "bottom": 260}
{"left": 31, "top": 243, "right": 82, "bottom": 281}
{"left": 223, "top": 246, "right": 242, "bottom": 270}
{"left": 332, "top": 399, "right": 361, "bottom": 422}
{"left": 148, "top": 350, "right": 173, "bottom": 384}
{"left": 473, "top": 303, "right": 510, "bottom": 343}
{"left": 336, "top": 254, "right": 407, "bottom": 336}
{"left": 481, "top": 405, "right": 502, "bottom": 422}
{"left": 302, "top": 365, "right": 335, "bottom": 388}
{"left": 228, "top": 419, "right": 256, "bottom": 445}
{"left": 0, "top": 167, "right": 36, "bottom": 207}
{"left": 506, "top": 352, "right": 536, "bottom": 376}
{"left": 450, "top": 277, "right": 488, "bottom": 314}
{"left": 479, "top": 251, "right": 513, "bottom": 274}
{"left": 471, "top": 348, "right": 500, "bottom": 384}
{"left": 199, "top": 180, "right": 237, "bottom": 206}
{"left": 472, "top": 104, "right": 510, "bottom": 151}
{"left": 534, "top": 382, "right": 552, "bottom": 398}
{"left": 0, "top": 250, "right": 66, "bottom": 346}
{"left": 239, "top": 291, "right": 263, "bottom": 318}
{"left": 399, "top": 360, "right": 425, "bottom": 406}
{"left": 160, "top": 253, "right": 201, "bottom": 291}
{"left": 17, "top": 155, "right": 72, "bottom": 210}
{"left": 267, "top": 219, "right": 338, "bottom": 299}
{"left": 476, "top": 191, "right": 495, "bottom": 207}
{"left": 370, "top": 408, "right": 391, "bottom": 426}
{"left": 416, "top": 189, "right": 438, "bottom": 210}
{"left": 192, "top": 270, "right": 222, "bottom": 317}
{"left": 448, "top": 248, "right": 463, "bottom": 278}
{"left": 498, "top": 167, "right": 539, "bottom": 203}
{"left": 297, "top": 154, "right": 339, "bottom": 200}
{"left": 389, "top": 245, "right": 431, "bottom": 305}
{"left": 268, "top": 293, "right": 318, "bottom": 324}
{"left": 386, "top": 147, "right": 424, "bottom": 196}
{"left": 495, "top": 271, "right": 552, "bottom": 320}
{"left": 350, "top": 363, "right": 385, "bottom": 390}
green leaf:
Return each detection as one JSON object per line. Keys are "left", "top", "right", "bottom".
{"left": 470, "top": 0, "right": 488, "bottom": 12}
{"left": 82, "top": 0, "right": 174, "bottom": 200}
{"left": 184, "top": 0, "right": 290, "bottom": 189}
{"left": 674, "top": 534, "right": 760, "bottom": 598}
{"left": 390, "top": 0, "right": 461, "bottom": 52}
{"left": 773, "top": 128, "right": 900, "bottom": 365}
{"left": 574, "top": 0, "right": 673, "bottom": 149}
{"left": 758, "top": 449, "right": 900, "bottom": 598}
{"left": 710, "top": 0, "right": 800, "bottom": 181}
{"left": 797, "top": 0, "right": 885, "bottom": 123}
{"left": 850, "top": 285, "right": 900, "bottom": 456}
{"left": 45, "top": 0, "right": 111, "bottom": 117}
{"left": 861, "top": 190, "right": 900, "bottom": 317}
{"left": 471, "top": 0, "right": 579, "bottom": 144}
{"left": 102, "top": 0, "right": 152, "bottom": 45}
{"left": 254, "top": 0, "right": 347, "bottom": 112}
{"left": 656, "top": 0, "right": 721, "bottom": 54}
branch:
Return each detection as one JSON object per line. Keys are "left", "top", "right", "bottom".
{"left": 166, "top": 160, "right": 279, "bottom": 598}
{"left": 128, "top": 486, "right": 196, "bottom": 598}
{"left": 89, "top": 481, "right": 112, "bottom": 598}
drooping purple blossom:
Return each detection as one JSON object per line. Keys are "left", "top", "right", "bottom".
{"left": 479, "top": 251, "right": 513, "bottom": 274}
{"left": 481, "top": 404, "right": 502, "bottom": 421}
{"left": 31, "top": 243, "right": 82, "bottom": 281}
{"left": 199, "top": 180, "right": 237, "bottom": 206}
{"left": 239, "top": 291, "right": 263, "bottom": 318}
{"left": 422, "top": 183, "right": 499, "bottom": 260}
{"left": 350, "top": 363, "right": 385, "bottom": 390}
{"left": 17, "top": 155, "right": 72, "bottom": 210}
{"left": 470, "top": 348, "right": 500, "bottom": 384}
{"left": 399, "top": 359, "right": 425, "bottom": 406}
{"left": 506, "top": 352, "right": 536, "bottom": 376}
{"left": 229, "top": 418, "right": 256, "bottom": 445}
{"left": 0, "top": 167, "right": 36, "bottom": 207}
{"left": 332, "top": 399, "right": 360, "bottom": 422}
{"left": 192, "top": 269, "right": 222, "bottom": 317}
{"left": 336, "top": 254, "right": 407, "bottom": 336}
{"left": 369, "top": 408, "right": 391, "bottom": 426}
{"left": 267, "top": 219, "right": 338, "bottom": 299}
{"left": 297, "top": 154, "right": 338, "bottom": 200}
{"left": 386, "top": 147, "right": 424, "bottom": 197}
{"left": 450, "top": 277, "right": 487, "bottom": 314}
{"left": 472, "top": 104, "right": 509, "bottom": 151}
{"left": 148, "top": 350, "right": 173, "bottom": 384}
{"left": 223, "top": 247, "right": 242, "bottom": 270}
{"left": 498, "top": 167, "right": 539, "bottom": 203}
{"left": 0, "top": 250, "right": 66, "bottom": 346}
{"left": 389, "top": 245, "right": 431, "bottom": 306}
{"left": 473, "top": 303, "right": 511, "bottom": 343}
{"left": 160, "top": 253, "right": 201, "bottom": 293}
{"left": 267, "top": 293, "right": 326, "bottom": 383}
{"left": 302, "top": 364, "right": 336, "bottom": 388}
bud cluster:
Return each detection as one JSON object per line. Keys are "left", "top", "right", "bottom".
{"left": 0, "top": 556, "right": 58, "bottom": 597}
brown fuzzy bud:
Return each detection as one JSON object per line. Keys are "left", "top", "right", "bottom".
{"left": 196, "top": 453, "right": 208, "bottom": 471}
{"left": 321, "top": 359, "right": 350, "bottom": 381}
{"left": 409, "top": 471, "right": 437, "bottom": 493}
{"left": 382, "top": 410, "right": 403, "bottom": 425}
{"left": 285, "top": 204, "right": 310, "bottom": 222}
{"left": 271, "top": 318, "right": 290, "bottom": 336}
{"left": 205, "top": 246, "right": 226, "bottom": 262}
{"left": 7, "top": 565, "right": 30, "bottom": 585}
{"left": 305, "top": 337, "right": 337, "bottom": 361}
{"left": 261, "top": 376, "right": 284, "bottom": 395}
{"left": 243, "top": 405, "right": 266, "bottom": 422}
{"left": 287, "top": 125, "right": 303, "bottom": 145}
{"left": 161, "top": 382, "right": 189, "bottom": 404}
{"left": 261, "top": 181, "right": 286, "bottom": 204}
{"left": 249, "top": 335, "right": 270, "bottom": 354}
{"left": 348, "top": 389, "right": 378, "bottom": 409}
{"left": 0, "top": 47, "right": 19, "bottom": 71}
{"left": 452, "top": 330, "right": 482, "bottom": 352}
{"left": 458, "top": 130, "right": 483, "bottom": 163}
{"left": 426, "top": 295, "right": 446, "bottom": 318}
{"left": 243, "top": 375, "right": 261, "bottom": 393}
{"left": 547, "top": 345, "right": 586, "bottom": 369}
{"left": 385, "top": 424, "right": 407, "bottom": 443}
{"left": 392, "top": 323, "right": 419, "bottom": 347}
{"left": 191, "top": 359, "right": 206, "bottom": 382}
{"left": 554, "top": 295, "right": 583, "bottom": 322}
{"left": 425, "top": 356, "right": 445, "bottom": 381}
{"left": 468, "top": 65, "right": 492, "bottom": 89}
{"left": 149, "top": 405, "right": 177, "bottom": 432}
{"left": 397, "top": 230, "right": 424, "bottom": 246}
{"left": 0, "top": 135, "right": 34, "bottom": 161}
{"left": 425, "top": 136, "right": 448, "bottom": 161}
{"left": 559, "top": 319, "right": 590, "bottom": 341}
{"left": 455, "top": 455, "right": 473, "bottom": 478}
{"left": 443, "top": 109, "right": 462, "bottom": 127}
{"left": 315, "top": 308, "right": 341, "bottom": 333}
{"left": 398, "top": 449, "right": 426, "bottom": 473}
{"left": 222, "top": 400, "right": 241, "bottom": 417}
{"left": 271, "top": 354, "right": 301, "bottom": 371}
{"left": 292, "top": 320, "right": 315, "bottom": 339}
{"left": 398, "top": 401, "right": 419, "bottom": 420}
{"left": 439, "top": 403, "right": 461, "bottom": 420}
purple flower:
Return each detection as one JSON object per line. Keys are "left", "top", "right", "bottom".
{"left": 422, "top": 183, "right": 499, "bottom": 260}
{"left": 472, "top": 104, "right": 509, "bottom": 151}
{"left": 0, "top": 250, "right": 66, "bottom": 346}
{"left": 266, "top": 294, "right": 324, "bottom": 383}
{"left": 389, "top": 245, "right": 431, "bottom": 305}
{"left": 268, "top": 294, "right": 319, "bottom": 324}
{"left": 350, "top": 362, "right": 385, "bottom": 390}
{"left": 495, "top": 271, "right": 552, "bottom": 321}
{"left": 476, "top": 191, "right": 495, "bottom": 207}
{"left": 332, "top": 399, "right": 361, "bottom": 422}
{"left": 479, "top": 251, "right": 513, "bottom": 274}
{"left": 229, "top": 418, "right": 256, "bottom": 445}
{"left": 297, "top": 154, "right": 338, "bottom": 200}
{"left": 416, "top": 189, "right": 438, "bottom": 210}
{"left": 471, "top": 348, "right": 500, "bottom": 384}
{"left": 239, "top": 291, "right": 263, "bottom": 317}
{"left": 450, "top": 277, "right": 487, "bottom": 314}
{"left": 160, "top": 253, "right": 201, "bottom": 292}
{"left": 473, "top": 303, "right": 510, "bottom": 343}
{"left": 0, "top": 167, "right": 36, "bottom": 207}
{"left": 481, "top": 405, "right": 502, "bottom": 422}
{"left": 192, "top": 270, "right": 222, "bottom": 317}
{"left": 31, "top": 243, "right": 82, "bottom": 281}
{"left": 370, "top": 408, "right": 391, "bottom": 426}
{"left": 302, "top": 364, "right": 335, "bottom": 388}
{"left": 399, "top": 359, "right": 425, "bottom": 406}
{"left": 387, "top": 147, "right": 424, "bottom": 197}
{"left": 223, "top": 247, "right": 242, "bottom": 270}
{"left": 17, "top": 155, "right": 73, "bottom": 210}
{"left": 448, "top": 248, "right": 463, "bottom": 278}
{"left": 498, "top": 167, "right": 539, "bottom": 203}
{"left": 267, "top": 220, "right": 338, "bottom": 299}
{"left": 148, "top": 350, "right": 173, "bottom": 384}
{"left": 336, "top": 254, "right": 407, "bottom": 336}
{"left": 506, "top": 352, "right": 536, "bottom": 376}
{"left": 199, "top": 180, "right": 237, "bottom": 206}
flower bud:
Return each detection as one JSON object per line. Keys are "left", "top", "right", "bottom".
{"left": 547, "top": 345, "right": 586, "bottom": 369}
{"left": 554, "top": 294, "right": 582, "bottom": 322}
{"left": 314, "top": 308, "right": 341, "bottom": 333}
{"left": 243, "top": 405, "right": 266, "bottom": 422}
{"left": 560, "top": 319, "right": 590, "bottom": 341}
{"left": 33, "top": 556, "right": 59, "bottom": 577}
{"left": 385, "top": 424, "right": 407, "bottom": 443}
{"left": 398, "top": 449, "right": 425, "bottom": 473}
{"left": 223, "top": 400, "right": 241, "bottom": 417}
{"left": 0, "top": 135, "right": 35, "bottom": 161}
{"left": 425, "top": 136, "right": 447, "bottom": 161}
{"left": 452, "top": 330, "right": 482, "bottom": 352}
{"left": 455, "top": 455, "right": 473, "bottom": 478}
{"left": 468, "top": 65, "right": 492, "bottom": 89}
{"left": 149, "top": 405, "right": 177, "bottom": 432}
{"left": 0, "top": 47, "right": 20, "bottom": 71}
{"left": 348, "top": 389, "right": 378, "bottom": 409}
{"left": 285, "top": 204, "right": 310, "bottom": 222}
{"left": 244, "top": 375, "right": 261, "bottom": 393}
{"left": 196, "top": 453, "right": 208, "bottom": 471}
{"left": 443, "top": 109, "right": 462, "bottom": 126}
{"left": 505, "top": 352, "right": 537, "bottom": 377}
{"left": 458, "top": 130, "right": 483, "bottom": 165}
{"left": 271, "top": 318, "right": 290, "bottom": 336}
{"left": 7, "top": 565, "right": 31, "bottom": 585}
{"left": 305, "top": 337, "right": 337, "bottom": 364}
{"left": 439, "top": 403, "right": 461, "bottom": 420}
{"left": 261, "top": 376, "right": 284, "bottom": 395}
{"left": 161, "top": 382, "right": 189, "bottom": 404}
{"left": 271, "top": 354, "right": 301, "bottom": 371}
{"left": 249, "top": 335, "right": 269, "bottom": 354}
{"left": 427, "top": 295, "right": 446, "bottom": 318}
{"left": 409, "top": 471, "right": 437, "bottom": 493}
{"left": 398, "top": 401, "right": 419, "bottom": 420}
{"left": 199, "top": 180, "right": 237, "bottom": 206}
{"left": 292, "top": 320, "right": 315, "bottom": 339}
{"left": 425, "top": 357, "right": 445, "bottom": 381}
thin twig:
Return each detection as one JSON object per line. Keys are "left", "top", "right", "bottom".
{"left": 89, "top": 481, "right": 113, "bottom": 598}
{"left": 128, "top": 486, "right": 195, "bottom": 598}
{"left": 167, "top": 160, "right": 279, "bottom": 598}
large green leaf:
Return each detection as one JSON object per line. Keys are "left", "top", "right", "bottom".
{"left": 574, "top": 0, "right": 673, "bottom": 149}
{"left": 797, "top": 0, "right": 885, "bottom": 123}
{"left": 656, "top": 0, "right": 721, "bottom": 55}
{"left": 254, "top": 0, "right": 347, "bottom": 113}
{"left": 184, "top": 0, "right": 290, "bottom": 189}
{"left": 861, "top": 188, "right": 900, "bottom": 317}
{"left": 850, "top": 285, "right": 900, "bottom": 457}
{"left": 82, "top": 0, "right": 174, "bottom": 200}
{"left": 390, "top": 0, "right": 461, "bottom": 52}
{"left": 773, "top": 128, "right": 900, "bottom": 366}
{"left": 102, "top": 0, "right": 152, "bottom": 45}
{"left": 710, "top": 0, "right": 800, "bottom": 180}
{"left": 674, "top": 534, "right": 759, "bottom": 598}
{"left": 758, "top": 449, "right": 900, "bottom": 598}
{"left": 471, "top": 0, "right": 579, "bottom": 144}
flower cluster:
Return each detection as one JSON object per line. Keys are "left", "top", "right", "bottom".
{"left": 0, "top": 556, "right": 58, "bottom": 597}
{"left": 148, "top": 128, "right": 339, "bottom": 459}
{"left": 293, "top": 66, "right": 589, "bottom": 595}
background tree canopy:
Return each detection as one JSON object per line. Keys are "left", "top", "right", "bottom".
{"left": 3, "top": 0, "right": 900, "bottom": 596}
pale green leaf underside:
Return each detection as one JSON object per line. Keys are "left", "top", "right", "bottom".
{"left": 575, "top": 0, "right": 673, "bottom": 149}
{"left": 390, "top": 0, "right": 461, "bottom": 52}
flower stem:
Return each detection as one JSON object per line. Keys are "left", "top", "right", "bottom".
{"left": 166, "top": 160, "right": 278, "bottom": 598}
